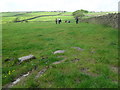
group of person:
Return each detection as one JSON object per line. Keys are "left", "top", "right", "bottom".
{"left": 55, "top": 17, "right": 79, "bottom": 24}
{"left": 55, "top": 18, "right": 62, "bottom": 24}
{"left": 65, "top": 20, "right": 71, "bottom": 23}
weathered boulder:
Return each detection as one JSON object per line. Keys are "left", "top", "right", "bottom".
{"left": 4, "top": 59, "right": 11, "bottom": 62}
{"left": 4, "top": 58, "right": 15, "bottom": 62}
{"left": 13, "top": 78, "right": 20, "bottom": 85}
{"left": 53, "top": 50, "right": 65, "bottom": 54}
{"left": 72, "top": 47, "right": 84, "bottom": 51}
{"left": 18, "top": 54, "right": 36, "bottom": 62}
{"left": 71, "top": 58, "right": 80, "bottom": 62}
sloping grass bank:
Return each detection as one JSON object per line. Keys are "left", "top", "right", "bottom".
{"left": 2, "top": 21, "right": 118, "bottom": 88}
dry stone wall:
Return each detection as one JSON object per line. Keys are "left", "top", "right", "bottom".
{"left": 81, "top": 13, "right": 118, "bottom": 29}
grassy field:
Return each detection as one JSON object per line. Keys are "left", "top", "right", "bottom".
{"left": 1, "top": 12, "right": 61, "bottom": 17}
{"left": 0, "top": 17, "right": 2, "bottom": 89}
{"left": 1, "top": 12, "right": 62, "bottom": 24}
{"left": 2, "top": 11, "right": 119, "bottom": 88}
{"left": 29, "top": 16, "right": 74, "bottom": 22}
{"left": 1, "top": 11, "right": 117, "bottom": 23}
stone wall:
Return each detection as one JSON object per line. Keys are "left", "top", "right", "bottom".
{"left": 81, "top": 13, "right": 118, "bottom": 29}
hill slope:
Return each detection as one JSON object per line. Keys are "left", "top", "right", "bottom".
{"left": 2, "top": 13, "right": 118, "bottom": 88}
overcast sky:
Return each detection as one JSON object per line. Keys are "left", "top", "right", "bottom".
{"left": 0, "top": 0, "right": 119, "bottom": 12}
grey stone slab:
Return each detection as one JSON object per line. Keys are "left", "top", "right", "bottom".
{"left": 53, "top": 50, "right": 65, "bottom": 54}
{"left": 72, "top": 47, "right": 84, "bottom": 51}
{"left": 18, "top": 54, "right": 36, "bottom": 62}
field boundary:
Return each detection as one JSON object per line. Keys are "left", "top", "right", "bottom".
{"left": 14, "top": 15, "right": 60, "bottom": 22}
{"left": 81, "top": 13, "right": 118, "bottom": 29}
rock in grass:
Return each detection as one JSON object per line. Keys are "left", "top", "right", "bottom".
{"left": 53, "top": 50, "right": 65, "bottom": 54}
{"left": 12, "top": 72, "right": 29, "bottom": 85}
{"left": 71, "top": 58, "right": 80, "bottom": 62}
{"left": 13, "top": 78, "right": 20, "bottom": 85}
{"left": 90, "top": 50, "right": 96, "bottom": 54}
{"left": 4, "top": 59, "right": 11, "bottom": 62}
{"left": 4, "top": 58, "right": 15, "bottom": 62}
{"left": 18, "top": 55, "right": 36, "bottom": 62}
{"left": 72, "top": 47, "right": 84, "bottom": 51}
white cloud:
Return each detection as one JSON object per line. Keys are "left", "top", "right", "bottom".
{"left": 0, "top": 0, "right": 119, "bottom": 12}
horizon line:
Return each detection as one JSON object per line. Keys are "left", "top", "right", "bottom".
{"left": 0, "top": 10, "right": 118, "bottom": 13}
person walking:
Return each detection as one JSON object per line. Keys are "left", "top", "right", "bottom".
{"left": 55, "top": 18, "right": 58, "bottom": 24}
{"left": 59, "top": 19, "right": 62, "bottom": 24}
{"left": 58, "top": 18, "right": 61, "bottom": 24}
{"left": 75, "top": 17, "right": 79, "bottom": 24}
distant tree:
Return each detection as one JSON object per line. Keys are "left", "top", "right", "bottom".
{"left": 73, "top": 11, "right": 85, "bottom": 18}
{"left": 72, "top": 9, "right": 89, "bottom": 18}
{"left": 80, "top": 9, "right": 89, "bottom": 13}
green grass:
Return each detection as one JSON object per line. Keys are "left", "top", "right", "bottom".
{"left": 1, "top": 12, "right": 62, "bottom": 24}
{"left": 29, "top": 16, "right": 74, "bottom": 22}
{"left": 0, "top": 22, "right": 2, "bottom": 90}
{"left": 2, "top": 12, "right": 118, "bottom": 88}
{"left": 22, "top": 12, "right": 61, "bottom": 16}
{"left": 1, "top": 12, "right": 61, "bottom": 17}
{"left": 1, "top": 12, "right": 26, "bottom": 17}
{"left": 60, "top": 12, "right": 73, "bottom": 15}
{"left": 1, "top": 11, "right": 117, "bottom": 23}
